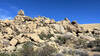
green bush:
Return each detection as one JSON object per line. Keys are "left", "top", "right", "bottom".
{"left": 87, "top": 39, "right": 100, "bottom": 52}
{"left": 0, "top": 53, "right": 17, "bottom": 56}
{"left": 38, "top": 32, "right": 54, "bottom": 40}
{"left": 0, "top": 53, "right": 9, "bottom": 56}
{"left": 0, "top": 41, "right": 57, "bottom": 56}
{"left": 57, "top": 36, "right": 67, "bottom": 44}
{"left": 37, "top": 44, "right": 57, "bottom": 56}
{"left": 56, "top": 36, "right": 88, "bottom": 48}
{"left": 57, "top": 36, "right": 73, "bottom": 45}
{"left": 74, "top": 38, "right": 88, "bottom": 48}
{"left": 87, "top": 38, "right": 100, "bottom": 48}
{"left": 17, "top": 41, "right": 37, "bottom": 56}
{"left": 17, "top": 41, "right": 57, "bottom": 56}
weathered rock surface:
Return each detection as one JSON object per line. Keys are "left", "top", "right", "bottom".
{"left": 10, "top": 38, "right": 18, "bottom": 46}
{"left": 0, "top": 10, "right": 99, "bottom": 56}
{"left": 18, "top": 9, "right": 24, "bottom": 16}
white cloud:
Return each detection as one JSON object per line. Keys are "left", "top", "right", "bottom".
{"left": 0, "top": 15, "right": 13, "bottom": 20}
{"left": 0, "top": 8, "right": 13, "bottom": 20}
{"left": 0, "top": 6, "right": 20, "bottom": 20}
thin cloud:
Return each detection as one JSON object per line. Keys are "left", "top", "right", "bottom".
{"left": 0, "top": 8, "right": 13, "bottom": 20}
{"left": 0, "top": 15, "right": 13, "bottom": 20}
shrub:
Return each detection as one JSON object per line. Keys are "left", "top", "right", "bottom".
{"left": 18, "top": 41, "right": 37, "bottom": 56}
{"left": 0, "top": 53, "right": 17, "bottom": 56}
{"left": 57, "top": 36, "right": 74, "bottom": 45}
{"left": 37, "top": 44, "right": 57, "bottom": 56}
{"left": 0, "top": 53, "right": 9, "bottom": 56}
{"left": 74, "top": 38, "right": 88, "bottom": 48}
{"left": 71, "top": 20, "right": 78, "bottom": 25}
{"left": 55, "top": 53, "right": 65, "bottom": 56}
{"left": 56, "top": 36, "right": 88, "bottom": 49}
{"left": 24, "top": 16, "right": 33, "bottom": 21}
{"left": 38, "top": 32, "right": 54, "bottom": 40}
{"left": 15, "top": 41, "right": 57, "bottom": 56}
{"left": 87, "top": 39, "right": 100, "bottom": 52}
{"left": 73, "top": 49, "right": 89, "bottom": 56}
{"left": 87, "top": 38, "right": 100, "bottom": 48}
{"left": 57, "top": 36, "right": 67, "bottom": 44}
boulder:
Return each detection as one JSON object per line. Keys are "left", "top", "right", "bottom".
{"left": 24, "top": 16, "right": 33, "bottom": 21}
{"left": 64, "top": 18, "right": 70, "bottom": 22}
{"left": 44, "top": 19, "right": 50, "bottom": 24}
{"left": 17, "top": 9, "right": 24, "bottom": 16}
{"left": 6, "top": 46, "right": 16, "bottom": 51}
{"left": 33, "top": 27, "right": 49, "bottom": 34}
{"left": 92, "top": 28, "right": 100, "bottom": 38}
{"left": 63, "top": 32, "right": 76, "bottom": 39}
{"left": 80, "top": 35, "right": 95, "bottom": 41}
{"left": 56, "top": 53, "right": 64, "bottom": 56}
{"left": 50, "top": 37, "right": 56, "bottom": 41}
{"left": 18, "top": 37, "right": 31, "bottom": 43}
{"left": 5, "top": 27, "right": 13, "bottom": 35}
{"left": 0, "top": 32, "right": 3, "bottom": 38}
{"left": 16, "top": 44, "right": 23, "bottom": 50}
{"left": 71, "top": 20, "right": 78, "bottom": 25}
{"left": 50, "top": 19, "right": 55, "bottom": 24}
{"left": 50, "top": 24, "right": 65, "bottom": 33}
{"left": 27, "top": 23, "right": 37, "bottom": 29}
{"left": 10, "top": 38, "right": 18, "bottom": 46}
{"left": 0, "top": 39, "right": 10, "bottom": 47}
{"left": 14, "top": 16, "right": 25, "bottom": 22}
{"left": 25, "top": 33, "right": 44, "bottom": 42}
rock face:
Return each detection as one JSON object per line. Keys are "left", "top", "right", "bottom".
{"left": 50, "top": 24, "right": 65, "bottom": 33}
{"left": 17, "top": 9, "right": 24, "bottom": 16}
{"left": 10, "top": 38, "right": 18, "bottom": 46}
{"left": 0, "top": 10, "right": 99, "bottom": 56}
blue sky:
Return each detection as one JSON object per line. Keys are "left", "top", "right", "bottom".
{"left": 0, "top": 0, "right": 100, "bottom": 24}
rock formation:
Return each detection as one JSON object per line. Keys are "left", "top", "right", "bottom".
{"left": 0, "top": 10, "right": 100, "bottom": 56}
{"left": 17, "top": 9, "right": 24, "bottom": 16}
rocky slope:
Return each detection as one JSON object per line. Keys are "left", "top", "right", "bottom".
{"left": 80, "top": 24, "right": 100, "bottom": 30}
{"left": 0, "top": 10, "right": 100, "bottom": 56}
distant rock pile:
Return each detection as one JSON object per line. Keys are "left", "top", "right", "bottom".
{"left": 0, "top": 10, "right": 100, "bottom": 56}
{"left": 17, "top": 9, "right": 24, "bottom": 16}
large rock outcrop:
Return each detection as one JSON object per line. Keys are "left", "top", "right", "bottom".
{"left": 0, "top": 10, "right": 99, "bottom": 56}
